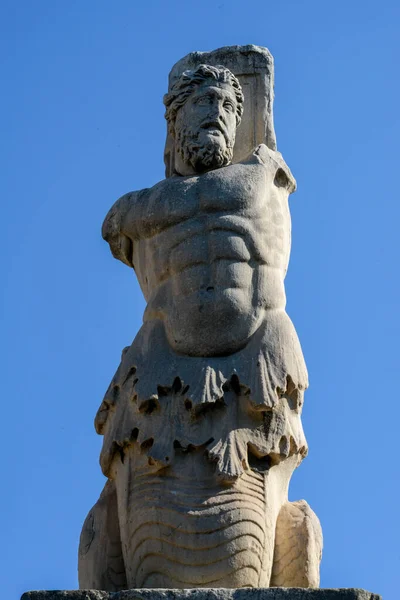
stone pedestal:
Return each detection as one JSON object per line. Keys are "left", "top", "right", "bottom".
{"left": 21, "top": 588, "right": 382, "bottom": 600}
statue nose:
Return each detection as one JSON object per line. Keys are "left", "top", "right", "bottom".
{"left": 209, "top": 104, "right": 225, "bottom": 122}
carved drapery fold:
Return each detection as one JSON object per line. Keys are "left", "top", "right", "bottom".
{"left": 95, "top": 310, "right": 308, "bottom": 481}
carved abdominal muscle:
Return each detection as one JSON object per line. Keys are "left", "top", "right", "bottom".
{"left": 79, "top": 53, "right": 323, "bottom": 592}
{"left": 104, "top": 145, "right": 294, "bottom": 356}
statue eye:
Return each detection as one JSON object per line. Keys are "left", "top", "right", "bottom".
{"left": 224, "top": 101, "right": 234, "bottom": 112}
{"left": 195, "top": 96, "right": 211, "bottom": 106}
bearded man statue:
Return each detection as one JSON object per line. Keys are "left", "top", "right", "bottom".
{"left": 78, "top": 59, "right": 322, "bottom": 592}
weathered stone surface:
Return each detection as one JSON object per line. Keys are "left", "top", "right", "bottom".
{"left": 164, "top": 45, "right": 277, "bottom": 176}
{"left": 79, "top": 47, "right": 323, "bottom": 590}
{"left": 271, "top": 501, "right": 323, "bottom": 587}
{"left": 21, "top": 593, "right": 108, "bottom": 600}
{"left": 21, "top": 588, "right": 382, "bottom": 600}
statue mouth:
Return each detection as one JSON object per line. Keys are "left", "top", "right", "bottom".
{"left": 201, "top": 121, "right": 225, "bottom": 135}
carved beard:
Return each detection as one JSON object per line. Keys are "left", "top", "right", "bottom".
{"left": 175, "top": 125, "right": 234, "bottom": 173}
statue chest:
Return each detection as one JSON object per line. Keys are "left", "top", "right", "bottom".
{"left": 135, "top": 162, "right": 269, "bottom": 240}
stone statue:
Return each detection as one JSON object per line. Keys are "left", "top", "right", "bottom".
{"left": 78, "top": 45, "right": 323, "bottom": 591}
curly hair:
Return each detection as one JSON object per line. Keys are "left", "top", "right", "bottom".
{"left": 164, "top": 64, "right": 244, "bottom": 135}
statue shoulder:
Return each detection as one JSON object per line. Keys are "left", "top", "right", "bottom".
{"left": 248, "top": 144, "right": 297, "bottom": 194}
{"left": 102, "top": 189, "right": 148, "bottom": 268}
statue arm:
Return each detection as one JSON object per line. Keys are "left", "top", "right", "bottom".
{"left": 102, "top": 191, "right": 143, "bottom": 268}
{"left": 253, "top": 143, "right": 297, "bottom": 193}
{"left": 102, "top": 189, "right": 147, "bottom": 269}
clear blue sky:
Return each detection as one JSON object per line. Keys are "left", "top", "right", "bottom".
{"left": 1, "top": 1, "right": 399, "bottom": 598}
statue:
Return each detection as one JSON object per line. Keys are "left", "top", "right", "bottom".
{"left": 78, "top": 45, "right": 323, "bottom": 591}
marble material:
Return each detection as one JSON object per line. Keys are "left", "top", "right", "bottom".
{"left": 78, "top": 47, "right": 323, "bottom": 591}
{"left": 165, "top": 45, "right": 277, "bottom": 176}
{"left": 21, "top": 588, "right": 382, "bottom": 600}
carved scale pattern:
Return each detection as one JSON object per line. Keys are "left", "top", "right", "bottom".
{"left": 117, "top": 464, "right": 274, "bottom": 588}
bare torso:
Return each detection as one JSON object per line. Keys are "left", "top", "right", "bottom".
{"left": 106, "top": 145, "right": 294, "bottom": 356}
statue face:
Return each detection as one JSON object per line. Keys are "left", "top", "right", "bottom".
{"left": 174, "top": 81, "right": 238, "bottom": 173}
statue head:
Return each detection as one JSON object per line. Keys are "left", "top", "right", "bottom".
{"left": 164, "top": 64, "right": 244, "bottom": 175}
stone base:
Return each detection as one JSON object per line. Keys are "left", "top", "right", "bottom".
{"left": 21, "top": 589, "right": 381, "bottom": 600}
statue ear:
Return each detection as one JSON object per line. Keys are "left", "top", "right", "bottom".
{"left": 274, "top": 166, "right": 296, "bottom": 193}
